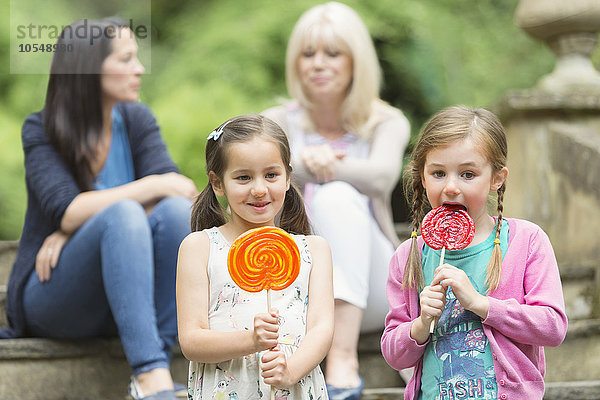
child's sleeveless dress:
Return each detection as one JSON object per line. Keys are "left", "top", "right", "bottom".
{"left": 187, "top": 227, "right": 328, "bottom": 400}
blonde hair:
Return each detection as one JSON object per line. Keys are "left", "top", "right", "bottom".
{"left": 285, "top": 2, "right": 382, "bottom": 139}
{"left": 403, "top": 105, "right": 507, "bottom": 291}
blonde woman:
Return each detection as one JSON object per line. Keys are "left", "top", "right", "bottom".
{"left": 263, "top": 3, "right": 410, "bottom": 398}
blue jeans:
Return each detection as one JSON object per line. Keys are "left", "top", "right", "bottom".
{"left": 23, "top": 197, "right": 192, "bottom": 375}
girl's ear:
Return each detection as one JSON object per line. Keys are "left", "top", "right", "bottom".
{"left": 286, "top": 174, "right": 291, "bottom": 191}
{"left": 491, "top": 167, "right": 509, "bottom": 191}
{"left": 209, "top": 171, "right": 224, "bottom": 196}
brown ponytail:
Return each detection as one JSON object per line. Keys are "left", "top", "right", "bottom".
{"left": 191, "top": 184, "right": 226, "bottom": 232}
{"left": 279, "top": 182, "right": 311, "bottom": 235}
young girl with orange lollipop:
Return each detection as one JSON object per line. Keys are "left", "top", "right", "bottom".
{"left": 381, "top": 106, "right": 568, "bottom": 400}
{"left": 176, "top": 115, "right": 333, "bottom": 400}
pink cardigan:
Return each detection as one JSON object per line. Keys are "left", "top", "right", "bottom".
{"left": 381, "top": 218, "right": 567, "bottom": 400}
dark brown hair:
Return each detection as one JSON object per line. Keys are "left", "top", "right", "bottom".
{"left": 403, "top": 105, "right": 507, "bottom": 291}
{"left": 44, "top": 17, "right": 128, "bottom": 190}
{"left": 191, "top": 114, "right": 311, "bottom": 235}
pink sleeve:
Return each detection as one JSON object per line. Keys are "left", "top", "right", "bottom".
{"left": 483, "top": 225, "right": 567, "bottom": 347}
{"left": 381, "top": 240, "right": 428, "bottom": 370}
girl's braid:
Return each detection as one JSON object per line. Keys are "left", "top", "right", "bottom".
{"left": 485, "top": 182, "right": 506, "bottom": 291}
{"left": 403, "top": 172, "right": 426, "bottom": 288}
{"left": 495, "top": 183, "right": 505, "bottom": 237}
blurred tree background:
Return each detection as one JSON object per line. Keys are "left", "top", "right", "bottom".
{"left": 0, "top": 0, "right": 586, "bottom": 239}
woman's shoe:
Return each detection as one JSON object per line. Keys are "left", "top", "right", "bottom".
{"left": 326, "top": 376, "right": 364, "bottom": 400}
{"left": 128, "top": 376, "right": 178, "bottom": 400}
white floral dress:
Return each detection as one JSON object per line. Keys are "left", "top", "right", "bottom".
{"left": 187, "top": 227, "right": 328, "bottom": 400}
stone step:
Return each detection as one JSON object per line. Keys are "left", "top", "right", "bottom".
{"left": 544, "top": 381, "right": 600, "bottom": 400}
{"left": 362, "top": 387, "right": 405, "bottom": 399}
{"left": 0, "top": 334, "right": 399, "bottom": 399}
{"left": 0, "top": 240, "right": 18, "bottom": 284}
{"left": 560, "top": 264, "right": 600, "bottom": 320}
{"left": 0, "top": 315, "right": 598, "bottom": 398}
{"left": 0, "top": 337, "right": 189, "bottom": 400}
{"left": 2, "top": 333, "right": 594, "bottom": 400}
{"left": 545, "top": 319, "right": 600, "bottom": 381}
{"left": 356, "top": 331, "right": 405, "bottom": 389}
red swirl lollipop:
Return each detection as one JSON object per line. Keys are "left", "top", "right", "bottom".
{"left": 421, "top": 204, "right": 474, "bottom": 251}
{"left": 228, "top": 226, "right": 300, "bottom": 293}
{"left": 421, "top": 205, "right": 474, "bottom": 333}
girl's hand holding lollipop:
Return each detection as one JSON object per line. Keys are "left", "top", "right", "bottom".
{"left": 421, "top": 205, "right": 474, "bottom": 333}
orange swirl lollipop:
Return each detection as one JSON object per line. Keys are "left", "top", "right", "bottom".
{"left": 227, "top": 226, "right": 300, "bottom": 400}
{"left": 228, "top": 226, "right": 300, "bottom": 294}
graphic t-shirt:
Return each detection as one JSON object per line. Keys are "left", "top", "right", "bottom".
{"left": 418, "top": 221, "right": 509, "bottom": 400}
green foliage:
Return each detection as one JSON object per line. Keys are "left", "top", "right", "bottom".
{"left": 0, "top": 0, "right": 565, "bottom": 239}
{"left": 0, "top": 109, "right": 26, "bottom": 239}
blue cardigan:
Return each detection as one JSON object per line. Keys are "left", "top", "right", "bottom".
{"left": 1, "top": 102, "right": 179, "bottom": 338}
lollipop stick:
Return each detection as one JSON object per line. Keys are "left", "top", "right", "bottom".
{"left": 429, "top": 247, "right": 445, "bottom": 334}
{"left": 265, "top": 289, "right": 275, "bottom": 400}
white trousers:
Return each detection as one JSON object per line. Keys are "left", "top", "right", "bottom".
{"left": 308, "top": 181, "right": 394, "bottom": 333}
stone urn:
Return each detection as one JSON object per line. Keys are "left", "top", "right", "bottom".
{"left": 515, "top": 0, "right": 600, "bottom": 94}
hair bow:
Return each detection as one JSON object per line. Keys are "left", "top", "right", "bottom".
{"left": 207, "top": 119, "right": 232, "bottom": 141}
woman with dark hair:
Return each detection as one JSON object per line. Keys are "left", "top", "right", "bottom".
{"left": 1, "top": 18, "right": 197, "bottom": 400}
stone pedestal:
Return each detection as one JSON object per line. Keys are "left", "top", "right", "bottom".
{"left": 496, "top": 91, "right": 600, "bottom": 268}
{"left": 515, "top": 0, "right": 600, "bottom": 94}
{"left": 503, "top": 0, "right": 600, "bottom": 289}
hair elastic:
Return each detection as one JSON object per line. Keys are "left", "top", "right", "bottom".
{"left": 207, "top": 119, "right": 233, "bottom": 141}
{"left": 494, "top": 238, "right": 501, "bottom": 245}
{"left": 411, "top": 231, "right": 418, "bottom": 238}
